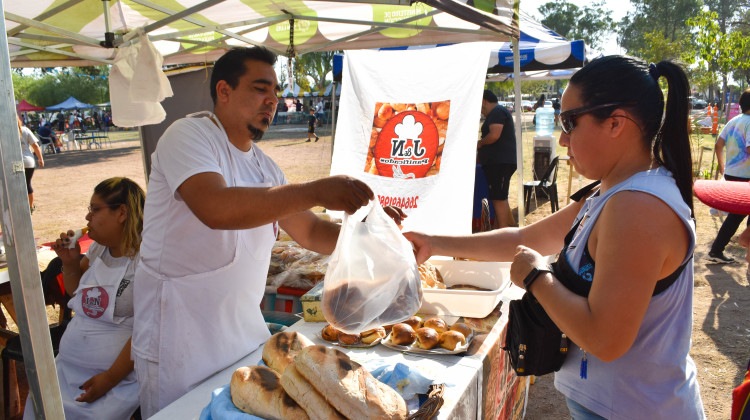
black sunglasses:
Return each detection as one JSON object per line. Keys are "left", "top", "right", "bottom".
{"left": 559, "top": 102, "right": 628, "bottom": 134}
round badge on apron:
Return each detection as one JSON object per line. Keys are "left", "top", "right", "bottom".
{"left": 80, "top": 286, "right": 110, "bottom": 318}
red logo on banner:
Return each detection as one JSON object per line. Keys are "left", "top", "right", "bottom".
{"left": 364, "top": 102, "right": 449, "bottom": 178}
{"left": 81, "top": 286, "right": 109, "bottom": 318}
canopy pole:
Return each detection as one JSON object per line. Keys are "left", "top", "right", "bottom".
{"left": 331, "top": 81, "right": 337, "bottom": 159}
{"left": 102, "top": 0, "right": 114, "bottom": 48}
{"left": 0, "top": 0, "right": 65, "bottom": 418}
{"left": 512, "top": 7, "right": 524, "bottom": 226}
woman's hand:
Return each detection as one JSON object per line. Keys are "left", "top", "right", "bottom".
{"left": 50, "top": 230, "right": 81, "bottom": 264}
{"left": 510, "top": 245, "right": 547, "bottom": 289}
{"left": 403, "top": 231, "right": 433, "bottom": 265}
{"left": 76, "top": 371, "right": 118, "bottom": 403}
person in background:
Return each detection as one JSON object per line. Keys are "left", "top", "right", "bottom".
{"left": 706, "top": 89, "right": 750, "bottom": 263}
{"left": 306, "top": 108, "right": 319, "bottom": 142}
{"left": 295, "top": 98, "right": 303, "bottom": 112}
{"left": 477, "top": 89, "right": 516, "bottom": 229}
{"left": 315, "top": 99, "right": 325, "bottom": 126}
{"left": 17, "top": 115, "right": 44, "bottom": 213}
{"left": 38, "top": 122, "right": 61, "bottom": 153}
{"left": 533, "top": 93, "right": 546, "bottom": 125}
{"left": 553, "top": 98, "right": 561, "bottom": 127}
{"left": 132, "top": 46, "right": 378, "bottom": 417}
{"left": 406, "top": 56, "right": 705, "bottom": 419}
{"left": 23, "top": 177, "right": 144, "bottom": 420}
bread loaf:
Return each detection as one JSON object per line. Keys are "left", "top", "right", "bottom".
{"left": 262, "top": 331, "right": 315, "bottom": 374}
{"left": 281, "top": 363, "right": 347, "bottom": 420}
{"left": 295, "top": 346, "right": 407, "bottom": 420}
{"left": 230, "top": 366, "right": 309, "bottom": 420}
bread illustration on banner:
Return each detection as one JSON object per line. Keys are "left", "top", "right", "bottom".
{"left": 262, "top": 331, "right": 315, "bottom": 374}
{"left": 295, "top": 345, "right": 407, "bottom": 420}
{"left": 230, "top": 365, "right": 309, "bottom": 420}
{"left": 281, "top": 362, "right": 347, "bottom": 420}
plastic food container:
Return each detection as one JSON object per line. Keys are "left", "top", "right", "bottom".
{"left": 419, "top": 259, "right": 511, "bottom": 318}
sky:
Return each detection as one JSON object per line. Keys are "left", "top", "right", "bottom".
{"left": 519, "top": 0, "right": 631, "bottom": 55}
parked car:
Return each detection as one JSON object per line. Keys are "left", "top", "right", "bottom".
{"left": 544, "top": 100, "right": 553, "bottom": 107}
{"left": 690, "top": 97, "right": 707, "bottom": 110}
{"left": 521, "top": 100, "right": 534, "bottom": 112}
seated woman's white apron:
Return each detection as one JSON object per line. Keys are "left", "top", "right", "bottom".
{"left": 24, "top": 248, "right": 139, "bottom": 420}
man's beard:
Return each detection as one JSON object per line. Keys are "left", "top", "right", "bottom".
{"left": 248, "top": 117, "right": 270, "bottom": 141}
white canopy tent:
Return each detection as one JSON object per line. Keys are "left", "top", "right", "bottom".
{"left": 0, "top": 1, "right": 526, "bottom": 418}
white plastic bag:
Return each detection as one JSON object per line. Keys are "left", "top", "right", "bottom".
{"left": 322, "top": 203, "right": 422, "bottom": 333}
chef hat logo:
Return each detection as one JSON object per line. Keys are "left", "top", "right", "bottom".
{"left": 394, "top": 115, "right": 423, "bottom": 140}
{"left": 86, "top": 287, "right": 102, "bottom": 299}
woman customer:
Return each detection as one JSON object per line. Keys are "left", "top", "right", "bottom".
{"left": 17, "top": 114, "right": 44, "bottom": 213}
{"left": 24, "top": 177, "right": 145, "bottom": 420}
{"left": 405, "top": 56, "right": 705, "bottom": 419}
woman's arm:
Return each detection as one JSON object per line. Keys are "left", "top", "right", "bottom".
{"left": 76, "top": 338, "right": 134, "bottom": 403}
{"left": 31, "top": 142, "right": 44, "bottom": 168}
{"left": 404, "top": 199, "right": 584, "bottom": 264}
{"left": 520, "top": 191, "right": 689, "bottom": 362}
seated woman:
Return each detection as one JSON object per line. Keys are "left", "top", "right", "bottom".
{"left": 24, "top": 177, "right": 145, "bottom": 420}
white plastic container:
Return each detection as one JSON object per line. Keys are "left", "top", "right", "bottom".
{"left": 419, "top": 259, "right": 511, "bottom": 318}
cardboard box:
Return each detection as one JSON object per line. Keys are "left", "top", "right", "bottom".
{"left": 300, "top": 282, "right": 326, "bottom": 322}
{"left": 420, "top": 259, "right": 511, "bottom": 318}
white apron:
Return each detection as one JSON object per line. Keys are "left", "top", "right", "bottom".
{"left": 25, "top": 248, "right": 139, "bottom": 420}
{"left": 138, "top": 113, "right": 275, "bottom": 409}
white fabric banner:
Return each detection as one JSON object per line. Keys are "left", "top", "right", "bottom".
{"left": 330, "top": 43, "right": 492, "bottom": 236}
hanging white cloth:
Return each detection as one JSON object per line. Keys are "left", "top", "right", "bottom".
{"left": 110, "top": 30, "right": 173, "bottom": 127}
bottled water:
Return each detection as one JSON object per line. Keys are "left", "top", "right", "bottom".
{"left": 535, "top": 106, "right": 555, "bottom": 137}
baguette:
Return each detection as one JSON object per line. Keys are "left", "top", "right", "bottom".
{"left": 281, "top": 363, "right": 347, "bottom": 420}
{"left": 295, "top": 345, "right": 407, "bottom": 420}
{"left": 262, "top": 331, "right": 314, "bottom": 374}
{"left": 230, "top": 365, "right": 309, "bottom": 420}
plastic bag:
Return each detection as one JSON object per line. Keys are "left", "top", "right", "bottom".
{"left": 322, "top": 203, "right": 422, "bottom": 333}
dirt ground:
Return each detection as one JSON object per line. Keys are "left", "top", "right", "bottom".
{"left": 10, "top": 123, "right": 750, "bottom": 419}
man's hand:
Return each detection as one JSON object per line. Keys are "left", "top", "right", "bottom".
{"left": 383, "top": 206, "right": 407, "bottom": 226}
{"left": 314, "top": 175, "right": 374, "bottom": 214}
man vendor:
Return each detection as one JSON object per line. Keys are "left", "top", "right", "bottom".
{"left": 132, "top": 46, "right": 376, "bottom": 417}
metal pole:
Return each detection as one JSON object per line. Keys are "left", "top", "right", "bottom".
{"left": 512, "top": 8, "right": 524, "bottom": 226}
{"left": 331, "top": 81, "right": 337, "bottom": 160}
{"left": 0, "top": 0, "right": 65, "bottom": 418}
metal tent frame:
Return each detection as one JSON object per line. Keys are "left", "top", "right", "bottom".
{"left": 0, "top": 1, "right": 524, "bottom": 417}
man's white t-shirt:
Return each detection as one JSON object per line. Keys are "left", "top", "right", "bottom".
{"left": 315, "top": 101, "right": 323, "bottom": 113}
{"left": 139, "top": 114, "right": 287, "bottom": 278}
{"left": 20, "top": 126, "right": 38, "bottom": 168}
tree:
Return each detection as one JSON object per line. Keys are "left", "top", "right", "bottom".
{"left": 538, "top": 1, "right": 614, "bottom": 50}
{"left": 14, "top": 70, "right": 109, "bottom": 107}
{"left": 637, "top": 30, "right": 693, "bottom": 63}
{"left": 292, "top": 51, "right": 339, "bottom": 93}
{"left": 687, "top": 10, "right": 750, "bottom": 109}
{"left": 618, "top": 0, "right": 701, "bottom": 54}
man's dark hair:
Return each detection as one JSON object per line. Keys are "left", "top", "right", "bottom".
{"left": 740, "top": 89, "right": 750, "bottom": 113}
{"left": 483, "top": 89, "right": 498, "bottom": 103}
{"left": 210, "top": 47, "right": 278, "bottom": 104}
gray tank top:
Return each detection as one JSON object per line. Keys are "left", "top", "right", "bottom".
{"left": 553, "top": 167, "right": 706, "bottom": 419}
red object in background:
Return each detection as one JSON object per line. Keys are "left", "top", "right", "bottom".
{"left": 732, "top": 359, "right": 750, "bottom": 420}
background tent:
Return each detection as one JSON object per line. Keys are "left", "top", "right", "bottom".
{"left": 45, "top": 96, "right": 96, "bottom": 110}
{"left": 16, "top": 99, "right": 44, "bottom": 112}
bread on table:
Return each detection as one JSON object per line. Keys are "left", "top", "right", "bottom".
{"left": 337, "top": 332, "right": 361, "bottom": 346}
{"left": 438, "top": 330, "right": 466, "bottom": 351}
{"left": 295, "top": 345, "right": 407, "bottom": 420}
{"left": 414, "top": 327, "right": 439, "bottom": 350}
{"left": 403, "top": 316, "right": 422, "bottom": 330}
{"left": 450, "top": 323, "right": 473, "bottom": 339}
{"left": 390, "top": 323, "right": 416, "bottom": 346}
{"left": 262, "top": 331, "right": 315, "bottom": 374}
{"left": 418, "top": 262, "right": 446, "bottom": 289}
{"left": 361, "top": 327, "right": 386, "bottom": 344}
{"left": 230, "top": 365, "right": 309, "bottom": 420}
{"left": 281, "top": 362, "right": 347, "bottom": 420}
{"left": 423, "top": 317, "right": 447, "bottom": 334}
{"left": 321, "top": 324, "right": 341, "bottom": 342}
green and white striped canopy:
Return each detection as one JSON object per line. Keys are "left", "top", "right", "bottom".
{"left": 5, "top": 0, "right": 518, "bottom": 68}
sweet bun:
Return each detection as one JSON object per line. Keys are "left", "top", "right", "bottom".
{"left": 338, "top": 332, "right": 361, "bottom": 345}
{"left": 403, "top": 316, "right": 422, "bottom": 330}
{"left": 262, "top": 331, "right": 314, "bottom": 374}
{"left": 321, "top": 324, "right": 340, "bottom": 342}
{"left": 414, "top": 327, "right": 439, "bottom": 350}
{"left": 423, "top": 317, "right": 447, "bottom": 334}
{"left": 390, "top": 323, "right": 416, "bottom": 346}
{"left": 438, "top": 330, "right": 466, "bottom": 351}
{"left": 450, "top": 323, "right": 473, "bottom": 339}
{"left": 230, "top": 365, "right": 309, "bottom": 420}
{"left": 361, "top": 327, "right": 386, "bottom": 344}
{"left": 383, "top": 324, "right": 394, "bottom": 334}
